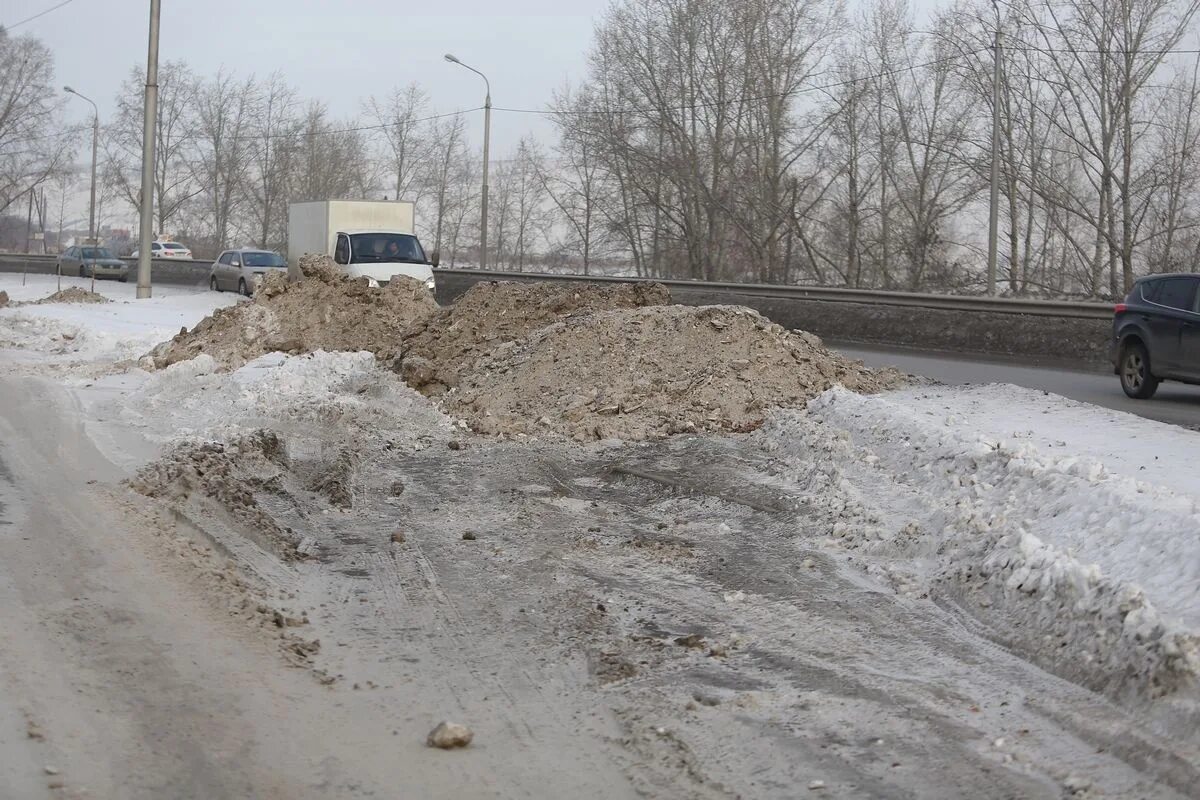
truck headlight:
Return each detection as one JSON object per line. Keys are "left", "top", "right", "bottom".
{"left": 424, "top": 277, "right": 436, "bottom": 291}
{"left": 367, "top": 278, "right": 380, "bottom": 288}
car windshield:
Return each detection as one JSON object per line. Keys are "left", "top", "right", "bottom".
{"left": 162, "top": 243, "right": 186, "bottom": 250}
{"left": 242, "top": 252, "right": 285, "bottom": 268}
{"left": 349, "top": 233, "right": 426, "bottom": 264}
{"left": 81, "top": 248, "right": 115, "bottom": 259}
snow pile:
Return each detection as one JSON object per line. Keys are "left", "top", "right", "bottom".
{"left": 400, "top": 280, "right": 671, "bottom": 393}
{"left": 146, "top": 256, "right": 437, "bottom": 371}
{"left": 447, "top": 305, "right": 903, "bottom": 442}
{"left": 125, "top": 350, "right": 456, "bottom": 445}
{"left": 127, "top": 430, "right": 304, "bottom": 558}
{"left": 35, "top": 287, "right": 110, "bottom": 304}
{"left": 757, "top": 388, "right": 1200, "bottom": 711}
{"left": 124, "top": 350, "right": 457, "bottom": 526}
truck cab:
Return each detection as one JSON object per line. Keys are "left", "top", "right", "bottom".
{"left": 333, "top": 230, "right": 438, "bottom": 290}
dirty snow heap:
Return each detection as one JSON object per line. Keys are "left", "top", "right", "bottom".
{"left": 146, "top": 255, "right": 437, "bottom": 370}
{"left": 446, "top": 304, "right": 901, "bottom": 441}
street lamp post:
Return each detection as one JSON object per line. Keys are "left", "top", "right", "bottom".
{"left": 63, "top": 87, "right": 99, "bottom": 248}
{"left": 445, "top": 53, "right": 491, "bottom": 271}
{"left": 137, "top": 0, "right": 162, "bottom": 299}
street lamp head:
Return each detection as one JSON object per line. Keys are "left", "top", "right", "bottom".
{"left": 63, "top": 85, "right": 75, "bottom": 94}
{"left": 444, "top": 53, "right": 460, "bottom": 64}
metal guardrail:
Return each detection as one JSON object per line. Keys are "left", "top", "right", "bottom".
{"left": 0, "top": 253, "right": 209, "bottom": 268}
{"left": 436, "top": 268, "right": 1115, "bottom": 320}
{"left": 0, "top": 254, "right": 1114, "bottom": 319}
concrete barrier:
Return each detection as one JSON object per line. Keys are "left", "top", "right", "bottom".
{"left": 0, "top": 256, "right": 211, "bottom": 288}
{"left": 433, "top": 271, "right": 1113, "bottom": 369}
{"left": 1, "top": 257, "right": 1111, "bottom": 368}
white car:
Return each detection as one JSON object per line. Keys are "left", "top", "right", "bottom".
{"left": 134, "top": 241, "right": 193, "bottom": 259}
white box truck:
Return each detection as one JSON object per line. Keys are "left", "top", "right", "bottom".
{"left": 286, "top": 200, "right": 438, "bottom": 289}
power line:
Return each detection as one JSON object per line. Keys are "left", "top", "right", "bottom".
{"left": 491, "top": 48, "right": 989, "bottom": 118}
{"left": 4, "top": 0, "right": 79, "bottom": 31}
{"left": 227, "top": 107, "right": 480, "bottom": 142}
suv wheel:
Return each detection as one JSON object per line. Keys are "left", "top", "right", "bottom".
{"left": 1120, "top": 342, "right": 1160, "bottom": 399}
{"left": 238, "top": 278, "right": 249, "bottom": 296}
{"left": 210, "top": 275, "right": 220, "bottom": 292}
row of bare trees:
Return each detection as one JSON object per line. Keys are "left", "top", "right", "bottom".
{"left": 9, "top": 0, "right": 1200, "bottom": 295}
{"left": 547, "top": 0, "right": 1200, "bottom": 296}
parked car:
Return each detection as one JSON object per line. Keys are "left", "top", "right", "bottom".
{"left": 133, "top": 241, "right": 192, "bottom": 259}
{"left": 1111, "top": 273, "right": 1200, "bottom": 398}
{"left": 56, "top": 245, "right": 129, "bottom": 281}
{"left": 209, "top": 249, "right": 288, "bottom": 295}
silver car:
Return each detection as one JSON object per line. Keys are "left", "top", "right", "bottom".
{"left": 57, "top": 245, "right": 130, "bottom": 281}
{"left": 209, "top": 249, "right": 287, "bottom": 295}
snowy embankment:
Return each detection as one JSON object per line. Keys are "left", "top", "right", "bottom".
{"left": 0, "top": 274, "right": 234, "bottom": 364}
{"left": 758, "top": 384, "right": 1200, "bottom": 725}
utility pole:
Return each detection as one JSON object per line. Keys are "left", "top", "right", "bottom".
{"left": 63, "top": 87, "right": 100, "bottom": 249}
{"left": 136, "top": 0, "right": 162, "bottom": 299}
{"left": 986, "top": 26, "right": 1003, "bottom": 296}
{"left": 445, "top": 53, "right": 491, "bottom": 270}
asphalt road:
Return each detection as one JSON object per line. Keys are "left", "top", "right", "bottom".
{"left": 836, "top": 343, "right": 1200, "bottom": 430}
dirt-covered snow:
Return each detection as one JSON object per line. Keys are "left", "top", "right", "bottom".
{"left": 399, "top": 279, "right": 671, "bottom": 393}
{"left": 146, "top": 256, "right": 438, "bottom": 371}
{"left": 446, "top": 304, "right": 902, "bottom": 441}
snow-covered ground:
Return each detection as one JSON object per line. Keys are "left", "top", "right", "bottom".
{"left": 753, "top": 387, "right": 1200, "bottom": 713}
{"left": 2, "top": 277, "right": 1200, "bottom": 796}
{"left": 0, "top": 273, "right": 234, "bottom": 365}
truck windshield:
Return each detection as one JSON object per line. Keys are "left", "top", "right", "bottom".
{"left": 349, "top": 233, "right": 426, "bottom": 264}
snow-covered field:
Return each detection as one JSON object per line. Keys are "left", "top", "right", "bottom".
{"left": 0, "top": 274, "right": 235, "bottom": 365}
{"left": 2, "top": 272, "right": 1198, "bottom": 794}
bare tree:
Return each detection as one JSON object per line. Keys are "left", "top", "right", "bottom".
{"left": 291, "top": 102, "right": 369, "bottom": 202}
{"left": 370, "top": 84, "right": 429, "bottom": 203}
{"left": 0, "top": 29, "right": 75, "bottom": 216}
{"left": 189, "top": 69, "right": 254, "bottom": 249}
{"left": 420, "top": 112, "right": 469, "bottom": 256}
{"left": 105, "top": 61, "right": 199, "bottom": 236}
{"left": 244, "top": 73, "right": 300, "bottom": 250}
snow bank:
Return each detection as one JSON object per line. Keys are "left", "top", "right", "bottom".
{"left": 121, "top": 350, "right": 456, "bottom": 445}
{"left": 0, "top": 274, "right": 235, "bottom": 365}
{"left": 885, "top": 383, "right": 1200, "bottom": 498}
{"left": 758, "top": 387, "right": 1200, "bottom": 717}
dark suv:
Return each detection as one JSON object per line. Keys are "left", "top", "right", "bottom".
{"left": 1111, "top": 273, "right": 1200, "bottom": 398}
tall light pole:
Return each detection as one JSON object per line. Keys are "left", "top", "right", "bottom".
{"left": 445, "top": 53, "right": 491, "bottom": 271}
{"left": 136, "top": 0, "right": 162, "bottom": 299}
{"left": 63, "top": 87, "right": 99, "bottom": 250}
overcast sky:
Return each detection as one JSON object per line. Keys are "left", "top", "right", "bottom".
{"left": 8, "top": 0, "right": 937, "bottom": 228}
{"left": 9, "top": 0, "right": 607, "bottom": 159}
